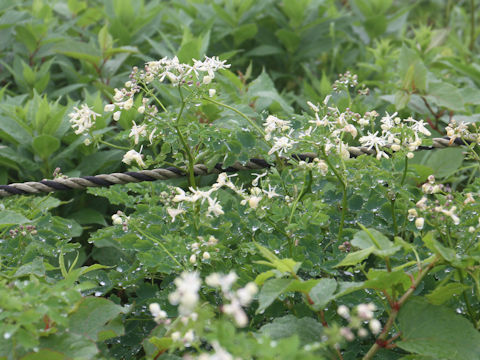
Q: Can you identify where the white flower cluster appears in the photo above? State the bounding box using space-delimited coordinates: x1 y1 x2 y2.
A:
139 55 230 87
68 104 100 135
337 303 381 341
168 271 202 316
206 271 258 327
111 210 129 231
445 119 469 144
188 235 218 265
408 175 465 230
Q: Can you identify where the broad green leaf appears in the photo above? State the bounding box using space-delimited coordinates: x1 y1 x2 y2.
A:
427 81 464 111
397 297 480 360
364 269 410 292
309 278 337 310
335 247 374 267
259 315 323 346
68 297 125 341
426 283 470 305
0 210 30 226
39 333 98 358
425 147 464 178
56 41 102 63
257 278 294 314
352 227 401 257
32 134 60 160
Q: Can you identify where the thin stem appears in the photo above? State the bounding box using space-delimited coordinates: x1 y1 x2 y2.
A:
174 89 196 188
321 147 347 241
133 224 184 269
390 199 398 235
362 257 439 360
458 269 477 327
470 0 476 52
400 156 408 186
98 139 130 150
202 97 266 139
139 83 168 113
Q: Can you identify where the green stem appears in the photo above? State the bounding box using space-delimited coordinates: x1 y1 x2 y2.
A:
458 269 477 327
321 147 347 241
390 199 398 235
400 156 408 186
133 224 184 269
139 83 168 113
174 88 196 188
98 139 130 150
470 0 476 52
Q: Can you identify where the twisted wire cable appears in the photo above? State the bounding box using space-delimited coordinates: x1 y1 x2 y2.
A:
0 136 474 198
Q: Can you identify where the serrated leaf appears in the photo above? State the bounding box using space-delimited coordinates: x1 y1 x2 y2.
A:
309 278 337 310
335 247 374 267
426 283 470 305
398 297 480 360
427 81 465 111
257 278 294 314
32 134 60 159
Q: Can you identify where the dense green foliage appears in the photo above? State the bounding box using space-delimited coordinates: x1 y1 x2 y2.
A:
1 1 480 359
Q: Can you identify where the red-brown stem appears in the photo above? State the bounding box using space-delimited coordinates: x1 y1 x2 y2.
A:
362 257 438 360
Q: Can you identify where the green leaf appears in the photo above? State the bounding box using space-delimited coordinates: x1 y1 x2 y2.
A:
32 134 60 160
364 269 410 292
424 147 464 178
397 297 480 360
335 247 374 267
56 41 102 64
427 81 465 111
0 210 30 226
309 278 337 310
68 297 125 341
426 283 470 305
352 227 401 257
232 23 257 47
259 315 323 346
39 333 98 358
20 349 66 360
257 278 294 314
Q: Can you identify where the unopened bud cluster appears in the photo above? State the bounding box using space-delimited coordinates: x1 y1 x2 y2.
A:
9 224 37 238
337 303 382 342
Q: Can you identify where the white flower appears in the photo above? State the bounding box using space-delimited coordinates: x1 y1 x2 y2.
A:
405 117 431 136
189 254 197 264
113 88 124 102
129 121 147 144
113 111 121 121
104 104 115 112
209 88 216 97
263 184 279 198
149 303 167 324
122 149 146 167
337 305 350 319
369 319 382 335
137 105 145 114
357 303 375 320
171 331 181 341
207 197 224 217
248 196 262 209
236 283 258 306
415 217 425 230
183 329 195 344
168 271 201 316
69 104 100 135
123 97 134 110
203 75 212 84
268 136 296 156
202 251 211 260
173 188 192 202
307 101 319 112
441 206 460 225
167 207 184 222
112 214 123 225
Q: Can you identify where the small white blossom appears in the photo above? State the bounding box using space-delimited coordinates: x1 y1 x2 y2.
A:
167 207 184 222
209 88 216 97
113 111 121 121
104 104 115 112
149 303 167 324
268 136 296 156
337 305 350 319
369 319 382 335
207 197 224 217
69 104 100 135
129 121 147 144
122 149 146 167
415 217 425 230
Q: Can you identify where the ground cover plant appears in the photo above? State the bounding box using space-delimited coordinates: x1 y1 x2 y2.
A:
1 0 480 359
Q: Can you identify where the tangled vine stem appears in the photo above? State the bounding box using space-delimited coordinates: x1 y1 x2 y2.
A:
0 136 474 198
